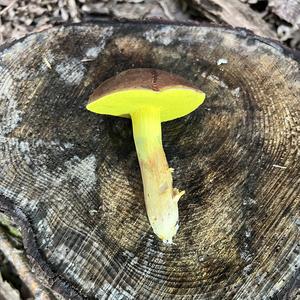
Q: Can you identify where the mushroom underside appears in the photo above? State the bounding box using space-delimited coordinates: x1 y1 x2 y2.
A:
0 22 299 299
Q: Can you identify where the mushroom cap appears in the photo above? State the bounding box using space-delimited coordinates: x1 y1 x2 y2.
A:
87 68 205 122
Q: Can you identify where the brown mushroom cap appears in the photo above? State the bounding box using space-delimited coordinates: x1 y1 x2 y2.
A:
89 68 198 102
87 68 205 121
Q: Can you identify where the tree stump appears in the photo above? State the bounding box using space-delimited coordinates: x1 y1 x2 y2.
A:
0 21 299 299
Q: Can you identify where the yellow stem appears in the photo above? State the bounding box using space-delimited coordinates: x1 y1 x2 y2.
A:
131 106 184 243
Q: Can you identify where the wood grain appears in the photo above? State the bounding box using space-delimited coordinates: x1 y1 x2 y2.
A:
0 21 299 299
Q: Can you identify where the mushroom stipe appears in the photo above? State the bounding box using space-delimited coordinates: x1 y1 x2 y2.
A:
87 68 205 243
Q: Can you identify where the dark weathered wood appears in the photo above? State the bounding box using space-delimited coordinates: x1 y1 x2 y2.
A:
188 0 277 38
0 21 299 299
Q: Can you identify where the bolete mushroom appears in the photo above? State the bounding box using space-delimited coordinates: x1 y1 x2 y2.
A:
87 68 205 243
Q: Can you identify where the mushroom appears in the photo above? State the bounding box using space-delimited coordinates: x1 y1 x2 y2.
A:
87 68 205 243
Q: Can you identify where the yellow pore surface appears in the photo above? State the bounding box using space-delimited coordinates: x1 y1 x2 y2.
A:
86 87 205 122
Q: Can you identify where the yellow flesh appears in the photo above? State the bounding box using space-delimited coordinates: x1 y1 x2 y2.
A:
87 87 205 243
86 87 205 121
131 107 185 243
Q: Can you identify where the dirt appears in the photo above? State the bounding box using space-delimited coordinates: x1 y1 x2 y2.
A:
0 0 299 49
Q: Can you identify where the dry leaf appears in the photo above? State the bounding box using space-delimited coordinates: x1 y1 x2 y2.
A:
0 0 12 6
81 3 110 14
0 273 21 300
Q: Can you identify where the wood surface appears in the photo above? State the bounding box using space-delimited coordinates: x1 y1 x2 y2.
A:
0 21 299 299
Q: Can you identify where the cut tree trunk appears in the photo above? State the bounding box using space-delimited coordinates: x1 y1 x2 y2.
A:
0 21 299 299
